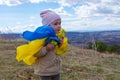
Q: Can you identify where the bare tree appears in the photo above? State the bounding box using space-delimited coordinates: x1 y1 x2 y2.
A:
89 33 97 54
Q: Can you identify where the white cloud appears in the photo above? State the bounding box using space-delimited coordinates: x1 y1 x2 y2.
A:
1 0 120 17
0 0 42 6
0 24 38 33
74 5 95 17
0 0 3 5
29 0 43 3
56 0 71 7
0 0 100 6
1 0 23 6
73 0 120 17
50 7 72 16
0 0 120 32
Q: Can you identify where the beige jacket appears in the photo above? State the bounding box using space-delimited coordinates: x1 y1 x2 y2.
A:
33 47 62 76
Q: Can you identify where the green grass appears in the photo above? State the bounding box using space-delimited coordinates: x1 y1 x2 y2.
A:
0 42 120 80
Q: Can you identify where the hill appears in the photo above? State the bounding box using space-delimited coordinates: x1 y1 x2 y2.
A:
0 41 120 80
0 30 120 48
66 30 120 48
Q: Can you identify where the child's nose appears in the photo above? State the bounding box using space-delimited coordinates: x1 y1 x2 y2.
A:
58 25 61 28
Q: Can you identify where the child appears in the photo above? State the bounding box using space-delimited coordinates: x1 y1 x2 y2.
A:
33 10 65 80
16 10 68 80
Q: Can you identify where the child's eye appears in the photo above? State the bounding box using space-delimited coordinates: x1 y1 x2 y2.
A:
54 22 61 25
54 23 57 25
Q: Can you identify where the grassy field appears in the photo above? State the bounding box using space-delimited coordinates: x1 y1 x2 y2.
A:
0 41 120 80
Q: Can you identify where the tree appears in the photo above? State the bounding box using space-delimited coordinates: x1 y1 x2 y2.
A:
88 41 107 52
106 45 120 54
96 42 107 52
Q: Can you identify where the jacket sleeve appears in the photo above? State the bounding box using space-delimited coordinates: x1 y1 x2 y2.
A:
35 47 47 57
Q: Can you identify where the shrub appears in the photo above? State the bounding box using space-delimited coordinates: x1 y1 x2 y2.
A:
96 42 107 52
88 41 107 52
106 45 120 54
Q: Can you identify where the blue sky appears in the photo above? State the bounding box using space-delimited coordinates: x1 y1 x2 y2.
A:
0 0 120 33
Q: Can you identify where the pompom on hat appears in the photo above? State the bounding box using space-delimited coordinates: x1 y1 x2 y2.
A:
40 10 61 26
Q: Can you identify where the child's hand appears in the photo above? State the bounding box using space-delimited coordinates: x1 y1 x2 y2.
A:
46 43 55 51
58 37 64 47
59 37 64 43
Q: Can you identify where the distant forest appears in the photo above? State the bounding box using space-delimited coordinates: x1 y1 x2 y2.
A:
0 30 120 48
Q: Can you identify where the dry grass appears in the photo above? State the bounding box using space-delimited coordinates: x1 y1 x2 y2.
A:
0 41 120 80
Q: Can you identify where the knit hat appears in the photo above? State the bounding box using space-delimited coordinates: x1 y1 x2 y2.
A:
40 10 61 26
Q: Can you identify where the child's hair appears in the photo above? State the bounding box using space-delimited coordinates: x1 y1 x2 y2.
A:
40 10 61 26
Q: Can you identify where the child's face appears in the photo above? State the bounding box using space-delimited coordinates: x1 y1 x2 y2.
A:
50 19 61 33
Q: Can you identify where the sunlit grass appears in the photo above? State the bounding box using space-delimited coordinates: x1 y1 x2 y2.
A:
0 41 120 80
